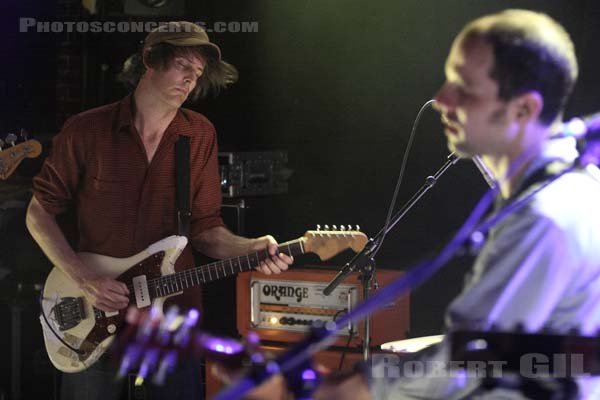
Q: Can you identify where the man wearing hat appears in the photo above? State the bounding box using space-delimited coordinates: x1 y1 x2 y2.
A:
26 21 293 400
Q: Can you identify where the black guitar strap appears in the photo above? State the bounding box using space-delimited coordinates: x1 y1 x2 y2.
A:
175 135 191 237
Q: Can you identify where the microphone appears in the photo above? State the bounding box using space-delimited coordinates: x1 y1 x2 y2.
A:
561 112 600 138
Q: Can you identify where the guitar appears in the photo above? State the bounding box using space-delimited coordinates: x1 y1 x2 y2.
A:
115 306 321 399
40 229 368 373
0 137 42 180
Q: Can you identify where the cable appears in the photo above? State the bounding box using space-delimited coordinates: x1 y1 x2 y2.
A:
337 324 355 371
374 99 437 254
330 309 355 371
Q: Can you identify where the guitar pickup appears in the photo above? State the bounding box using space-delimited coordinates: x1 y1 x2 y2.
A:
54 297 86 331
132 275 151 308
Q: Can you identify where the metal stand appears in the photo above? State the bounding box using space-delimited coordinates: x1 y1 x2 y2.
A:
323 153 459 361
359 264 375 361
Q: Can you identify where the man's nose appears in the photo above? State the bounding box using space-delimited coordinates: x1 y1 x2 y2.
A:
433 84 451 114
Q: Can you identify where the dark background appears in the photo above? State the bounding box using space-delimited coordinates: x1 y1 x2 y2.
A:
2 0 600 398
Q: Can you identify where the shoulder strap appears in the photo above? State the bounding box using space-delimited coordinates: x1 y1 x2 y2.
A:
175 135 191 237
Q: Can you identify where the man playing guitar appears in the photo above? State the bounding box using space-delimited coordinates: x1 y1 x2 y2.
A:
26 21 292 400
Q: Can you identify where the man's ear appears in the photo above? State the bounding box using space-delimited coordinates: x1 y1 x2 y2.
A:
515 91 544 123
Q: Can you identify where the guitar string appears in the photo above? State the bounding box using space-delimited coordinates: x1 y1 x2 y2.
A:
122 233 359 303
124 242 296 296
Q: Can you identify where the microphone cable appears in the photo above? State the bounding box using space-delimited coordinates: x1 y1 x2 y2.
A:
374 99 438 254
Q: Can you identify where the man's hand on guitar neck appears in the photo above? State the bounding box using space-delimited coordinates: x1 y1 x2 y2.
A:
251 235 294 275
79 275 130 313
194 226 293 274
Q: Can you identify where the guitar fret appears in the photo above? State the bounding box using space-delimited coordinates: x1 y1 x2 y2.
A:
229 259 234 275
245 254 251 269
215 264 220 279
207 267 212 281
193 269 200 285
184 273 189 288
201 268 206 282
220 263 227 277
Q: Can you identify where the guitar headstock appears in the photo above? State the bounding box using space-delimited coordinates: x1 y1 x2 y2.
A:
0 130 42 180
302 225 368 260
115 306 258 387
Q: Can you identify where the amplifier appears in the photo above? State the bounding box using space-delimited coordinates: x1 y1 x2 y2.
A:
249 278 359 335
218 151 291 197
237 268 410 348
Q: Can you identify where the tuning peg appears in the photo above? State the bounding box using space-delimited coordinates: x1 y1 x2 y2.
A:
117 343 143 379
5 133 17 146
135 348 160 386
340 225 346 231
19 128 29 141
316 224 321 231
0 138 4 150
152 350 178 385
355 225 360 231
333 225 337 230
324 225 329 231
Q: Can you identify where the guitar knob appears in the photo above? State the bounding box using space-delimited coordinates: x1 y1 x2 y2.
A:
107 324 116 334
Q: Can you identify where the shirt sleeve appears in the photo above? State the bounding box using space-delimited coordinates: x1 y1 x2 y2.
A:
189 119 225 239
32 115 87 215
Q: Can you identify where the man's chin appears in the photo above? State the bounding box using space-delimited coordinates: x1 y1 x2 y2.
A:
447 140 475 159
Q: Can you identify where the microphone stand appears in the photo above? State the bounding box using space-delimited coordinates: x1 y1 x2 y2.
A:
214 153 463 400
323 152 460 360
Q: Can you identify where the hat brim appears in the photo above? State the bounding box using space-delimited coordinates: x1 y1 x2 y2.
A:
160 38 222 61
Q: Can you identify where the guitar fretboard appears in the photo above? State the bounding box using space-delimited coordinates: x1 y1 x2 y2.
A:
148 239 304 298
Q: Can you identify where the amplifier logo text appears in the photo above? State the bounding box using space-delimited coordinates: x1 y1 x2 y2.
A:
262 285 309 302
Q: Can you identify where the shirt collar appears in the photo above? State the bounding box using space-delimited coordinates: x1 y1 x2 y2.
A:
114 93 194 137
514 136 578 192
496 137 578 207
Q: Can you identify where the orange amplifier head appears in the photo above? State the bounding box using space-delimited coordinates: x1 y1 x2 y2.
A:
236 268 409 347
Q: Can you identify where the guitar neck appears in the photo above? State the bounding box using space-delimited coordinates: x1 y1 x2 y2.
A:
152 238 305 298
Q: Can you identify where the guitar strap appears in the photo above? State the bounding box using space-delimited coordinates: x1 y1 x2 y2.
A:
175 135 191 237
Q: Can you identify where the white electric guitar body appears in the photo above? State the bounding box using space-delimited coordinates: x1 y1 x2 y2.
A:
41 236 187 373
40 230 367 373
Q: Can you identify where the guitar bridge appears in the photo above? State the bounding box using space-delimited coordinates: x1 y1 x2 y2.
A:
54 297 86 331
